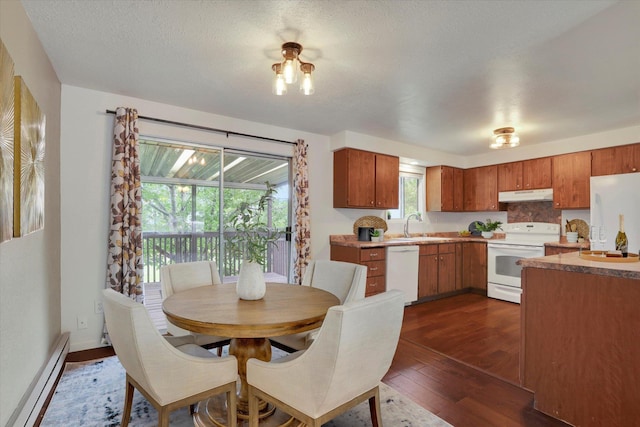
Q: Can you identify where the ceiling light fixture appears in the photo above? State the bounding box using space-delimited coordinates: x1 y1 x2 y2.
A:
491 127 520 149
272 42 315 96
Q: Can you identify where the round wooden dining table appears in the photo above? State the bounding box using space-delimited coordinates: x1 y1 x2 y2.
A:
162 282 339 426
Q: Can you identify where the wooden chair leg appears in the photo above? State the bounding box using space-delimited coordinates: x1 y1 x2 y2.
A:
248 385 259 427
159 407 170 427
121 379 134 427
368 387 382 427
217 346 223 357
227 386 238 427
189 403 196 415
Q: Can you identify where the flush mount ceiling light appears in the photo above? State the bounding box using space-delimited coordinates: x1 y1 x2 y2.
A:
272 42 315 96
491 127 520 149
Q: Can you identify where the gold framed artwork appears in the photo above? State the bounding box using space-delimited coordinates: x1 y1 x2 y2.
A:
0 39 14 243
13 76 45 237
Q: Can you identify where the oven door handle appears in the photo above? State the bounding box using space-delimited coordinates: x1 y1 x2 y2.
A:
488 244 542 251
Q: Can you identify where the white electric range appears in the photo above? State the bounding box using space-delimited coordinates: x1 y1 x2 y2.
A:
487 222 560 304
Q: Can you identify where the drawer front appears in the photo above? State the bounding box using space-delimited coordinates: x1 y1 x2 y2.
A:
438 243 456 254
360 248 385 262
419 244 438 256
365 276 386 296
362 260 385 277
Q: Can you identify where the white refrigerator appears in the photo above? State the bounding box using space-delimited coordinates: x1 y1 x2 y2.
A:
590 173 640 254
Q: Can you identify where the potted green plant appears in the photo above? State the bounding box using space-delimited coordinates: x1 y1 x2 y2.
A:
225 182 282 300
370 229 381 242
475 219 503 239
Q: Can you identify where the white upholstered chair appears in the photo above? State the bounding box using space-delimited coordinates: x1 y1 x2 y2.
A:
270 260 367 352
160 261 229 350
102 289 238 427
247 290 405 427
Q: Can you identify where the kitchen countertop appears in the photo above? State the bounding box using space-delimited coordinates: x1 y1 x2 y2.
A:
329 233 501 247
544 236 590 250
330 233 587 249
519 251 640 280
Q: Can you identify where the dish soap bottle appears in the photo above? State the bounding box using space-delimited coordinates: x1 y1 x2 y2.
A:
615 214 628 257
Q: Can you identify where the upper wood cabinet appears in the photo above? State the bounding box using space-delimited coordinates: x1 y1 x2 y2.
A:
498 157 553 192
552 151 591 209
591 143 640 176
464 165 502 211
333 148 399 209
426 166 464 211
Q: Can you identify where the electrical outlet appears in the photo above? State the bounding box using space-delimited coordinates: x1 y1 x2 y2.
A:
95 300 103 314
77 316 88 330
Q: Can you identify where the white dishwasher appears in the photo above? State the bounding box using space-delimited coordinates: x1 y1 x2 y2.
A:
386 245 419 305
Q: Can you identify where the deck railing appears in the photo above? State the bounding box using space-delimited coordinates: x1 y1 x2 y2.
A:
142 231 290 283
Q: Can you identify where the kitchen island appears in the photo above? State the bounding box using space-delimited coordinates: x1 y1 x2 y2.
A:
519 252 640 427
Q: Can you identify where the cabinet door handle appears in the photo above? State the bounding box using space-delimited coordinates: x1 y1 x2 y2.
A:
370 267 378 271
369 252 379 257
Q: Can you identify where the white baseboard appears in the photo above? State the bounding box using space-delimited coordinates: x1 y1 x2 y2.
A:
8 332 70 427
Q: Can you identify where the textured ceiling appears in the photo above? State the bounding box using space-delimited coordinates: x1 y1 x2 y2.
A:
20 0 640 155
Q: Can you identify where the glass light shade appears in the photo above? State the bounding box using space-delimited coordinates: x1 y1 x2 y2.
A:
300 72 314 95
282 58 298 84
272 73 287 96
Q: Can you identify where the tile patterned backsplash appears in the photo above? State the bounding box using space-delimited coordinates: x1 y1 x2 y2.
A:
507 201 561 224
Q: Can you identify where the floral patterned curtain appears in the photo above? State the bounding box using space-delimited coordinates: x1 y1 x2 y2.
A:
292 139 310 284
106 107 143 301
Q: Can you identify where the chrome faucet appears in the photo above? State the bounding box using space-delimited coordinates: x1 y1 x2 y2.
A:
404 212 423 237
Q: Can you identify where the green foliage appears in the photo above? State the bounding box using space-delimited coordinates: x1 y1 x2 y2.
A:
475 219 503 232
225 182 282 264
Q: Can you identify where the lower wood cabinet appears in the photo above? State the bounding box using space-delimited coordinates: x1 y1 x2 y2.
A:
330 245 386 296
545 246 580 256
462 242 487 291
418 243 461 298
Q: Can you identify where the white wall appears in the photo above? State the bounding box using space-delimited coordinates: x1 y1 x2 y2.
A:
0 2 61 425
60 85 344 351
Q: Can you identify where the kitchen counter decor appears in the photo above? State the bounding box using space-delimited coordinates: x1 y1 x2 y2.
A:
352 215 387 234
579 250 639 263
566 218 589 240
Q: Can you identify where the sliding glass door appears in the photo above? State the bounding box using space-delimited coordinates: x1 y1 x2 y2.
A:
139 138 291 284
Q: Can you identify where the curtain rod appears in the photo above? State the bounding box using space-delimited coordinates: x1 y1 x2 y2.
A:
105 109 296 146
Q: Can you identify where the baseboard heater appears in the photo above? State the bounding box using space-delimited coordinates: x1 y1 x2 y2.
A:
8 332 70 427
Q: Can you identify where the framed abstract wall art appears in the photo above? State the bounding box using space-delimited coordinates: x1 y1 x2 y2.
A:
0 39 14 243
13 76 45 237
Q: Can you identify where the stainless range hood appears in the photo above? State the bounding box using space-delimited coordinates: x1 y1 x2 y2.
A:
498 188 553 202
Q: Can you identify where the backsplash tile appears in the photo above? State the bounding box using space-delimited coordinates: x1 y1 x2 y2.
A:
507 201 561 224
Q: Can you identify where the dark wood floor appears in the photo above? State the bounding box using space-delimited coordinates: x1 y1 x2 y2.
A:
384 293 568 427
52 292 568 427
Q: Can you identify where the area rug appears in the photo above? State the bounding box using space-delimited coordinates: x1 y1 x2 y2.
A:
41 348 451 427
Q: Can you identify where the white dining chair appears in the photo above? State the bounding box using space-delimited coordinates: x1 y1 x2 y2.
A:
247 289 405 427
160 261 229 351
102 288 238 427
270 260 367 352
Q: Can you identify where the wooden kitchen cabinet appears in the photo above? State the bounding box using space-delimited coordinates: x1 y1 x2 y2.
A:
497 161 523 192
426 166 464 211
552 151 591 209
418 243 461 298
330 245 386 296
498 158 553 191
462 242 487 291
591 142 640 176
544 246 579 256
333 148 399 209
464 165 502 211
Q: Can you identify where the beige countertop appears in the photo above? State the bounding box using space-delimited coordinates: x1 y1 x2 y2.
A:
519 251 640 280
330 233 592 250
329 233 499 248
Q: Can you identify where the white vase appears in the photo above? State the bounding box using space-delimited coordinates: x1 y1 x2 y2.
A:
481 231 494 239
237 261 266 300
